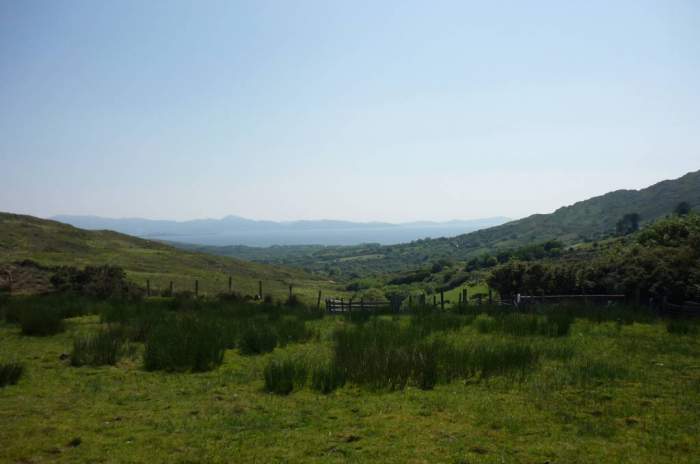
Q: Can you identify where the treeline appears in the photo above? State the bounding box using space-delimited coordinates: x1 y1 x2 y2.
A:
465 240 565 271
487 214 700 303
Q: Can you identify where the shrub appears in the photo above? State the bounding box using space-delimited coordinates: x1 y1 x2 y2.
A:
311 360 346 394
19 305 64 336
144 315 226 372
0 362 24 387
50 265 140 299
70 326 126 366
263 356 308 395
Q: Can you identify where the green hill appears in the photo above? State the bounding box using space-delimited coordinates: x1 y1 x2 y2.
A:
190 170 700 276
0 213 341 300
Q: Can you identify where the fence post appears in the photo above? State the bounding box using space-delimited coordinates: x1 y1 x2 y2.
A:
195 279 199 297
477 294 482 306
146 279 150 297
169 281 173 295
433 295 436 307
228 276 232 293
317 290 322 310
440 290 445 310
463 288 468 306
289 284 293 300
259 281 263 300
488 288 493 305
409 295 413 308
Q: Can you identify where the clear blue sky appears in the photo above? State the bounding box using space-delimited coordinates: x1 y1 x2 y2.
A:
1 0 699 222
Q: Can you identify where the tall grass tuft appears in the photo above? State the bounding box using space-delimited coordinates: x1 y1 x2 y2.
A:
144 315 226 372
332 319 540 390
276 316 310 347
19 305 64 336
238 323 278 355
474 314 498 334
666 319 698 335
70 326 126 366
311 360 346 394
0 361 24 387
565 357 627 386
263 356 308 395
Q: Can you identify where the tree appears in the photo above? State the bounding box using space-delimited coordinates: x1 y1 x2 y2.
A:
616 213 640 236
675 201 692 216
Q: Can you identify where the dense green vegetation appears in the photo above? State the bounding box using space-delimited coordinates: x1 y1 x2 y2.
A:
1 294 699 462
179 170 700 277
488 213 700 303
0 212 344 303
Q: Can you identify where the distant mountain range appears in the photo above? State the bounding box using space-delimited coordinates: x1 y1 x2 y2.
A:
50 215 511 247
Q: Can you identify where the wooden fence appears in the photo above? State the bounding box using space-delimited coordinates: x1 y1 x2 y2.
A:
660 299 700 318
516 294 627 306
326 298 395 313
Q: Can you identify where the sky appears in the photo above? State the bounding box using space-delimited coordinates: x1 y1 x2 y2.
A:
1 0 699 223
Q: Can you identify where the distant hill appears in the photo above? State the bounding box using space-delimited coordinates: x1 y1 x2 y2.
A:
0 213 340 299
186 170 700 276
51 215 510 246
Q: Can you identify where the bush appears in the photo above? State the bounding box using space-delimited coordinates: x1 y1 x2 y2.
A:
263 356 308 395
19 305 64 336
311 360 346 394
71 326 126 366
50 265 140 299
0 362 24 388
144 315 226 372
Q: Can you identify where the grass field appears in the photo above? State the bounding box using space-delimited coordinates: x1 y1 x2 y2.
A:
1 296 699 463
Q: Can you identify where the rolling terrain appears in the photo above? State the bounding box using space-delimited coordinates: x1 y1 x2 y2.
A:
0 213 341 301
188 170 700 277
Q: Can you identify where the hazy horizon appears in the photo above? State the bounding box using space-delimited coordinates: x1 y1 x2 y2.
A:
2 1 699 222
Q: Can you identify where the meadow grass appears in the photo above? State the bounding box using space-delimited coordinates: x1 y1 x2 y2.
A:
0 297 699 463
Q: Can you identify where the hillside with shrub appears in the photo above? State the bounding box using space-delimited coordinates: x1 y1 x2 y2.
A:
0 213 341 301
486 213 700 304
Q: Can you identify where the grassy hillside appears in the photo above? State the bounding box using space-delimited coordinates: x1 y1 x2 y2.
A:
0 213 342 301
188 170 700 277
